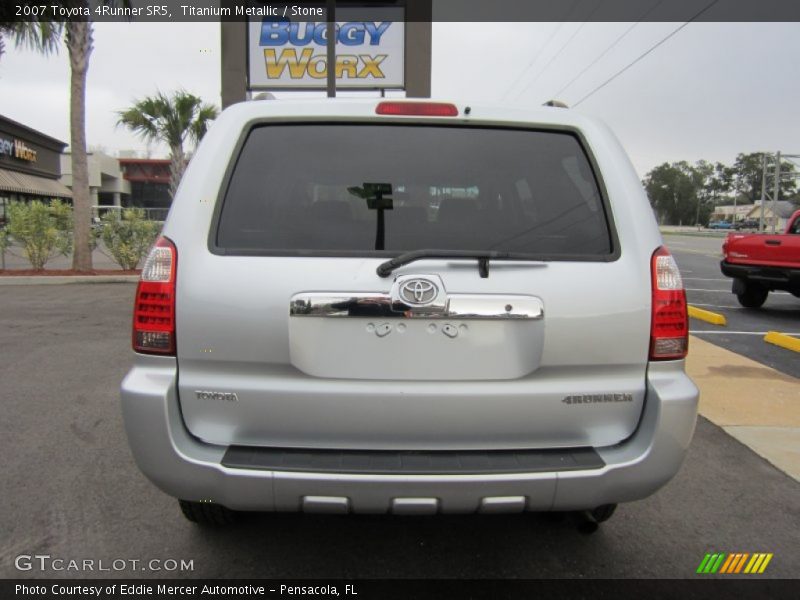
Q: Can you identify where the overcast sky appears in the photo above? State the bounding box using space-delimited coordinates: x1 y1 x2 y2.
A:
1 21 798 176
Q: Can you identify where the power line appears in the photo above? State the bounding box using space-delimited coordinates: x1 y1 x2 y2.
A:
499 0 578 101
572 0 720 108
501 23 567 101
514 0 604 100
514 22 589 100
553 0 665 99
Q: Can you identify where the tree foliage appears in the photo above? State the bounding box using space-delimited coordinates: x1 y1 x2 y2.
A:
99 208 160 270
733 152 797 202
644 162 705 225
0 20 62 61
0 225 10 270
644 154 798 225
6 200 73 270
117 90 218 198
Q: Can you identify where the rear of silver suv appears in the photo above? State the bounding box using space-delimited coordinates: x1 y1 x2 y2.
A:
121 99 698 525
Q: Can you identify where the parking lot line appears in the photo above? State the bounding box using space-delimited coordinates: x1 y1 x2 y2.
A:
671 248 721 258
692 331 800 335
686 289 791 295
683 278 729 282
689 303 741 309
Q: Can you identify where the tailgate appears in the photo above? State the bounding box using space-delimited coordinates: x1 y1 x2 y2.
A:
725 233 800 269
174 120 650 451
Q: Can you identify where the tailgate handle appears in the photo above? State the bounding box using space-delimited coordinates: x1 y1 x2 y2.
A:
765 240 781 246
290 293 543 320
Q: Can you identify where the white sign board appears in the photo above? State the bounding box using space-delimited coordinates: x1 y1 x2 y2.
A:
247 7 405 89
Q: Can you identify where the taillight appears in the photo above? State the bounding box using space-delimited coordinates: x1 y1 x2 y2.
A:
133 237 176 355
650 246 688 360
375 101 459 117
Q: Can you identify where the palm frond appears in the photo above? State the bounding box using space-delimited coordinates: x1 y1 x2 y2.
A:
8 21 63 55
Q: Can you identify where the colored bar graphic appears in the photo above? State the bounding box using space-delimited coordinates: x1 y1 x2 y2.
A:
758 554 773 574
701 553 719 573
724 553 741 573
719 553 733 573
744 554 759 574
711 553 726 573
750 554 766 573
696 554 712 574
719 554 735 574
734 553 749 573
698 552 773 575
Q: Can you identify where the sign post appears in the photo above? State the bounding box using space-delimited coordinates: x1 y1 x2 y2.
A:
326 0 336 98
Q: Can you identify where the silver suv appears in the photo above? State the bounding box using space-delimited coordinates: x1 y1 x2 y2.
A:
121 99 698 526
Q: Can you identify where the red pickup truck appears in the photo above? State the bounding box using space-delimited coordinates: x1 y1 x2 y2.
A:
720 209 800 307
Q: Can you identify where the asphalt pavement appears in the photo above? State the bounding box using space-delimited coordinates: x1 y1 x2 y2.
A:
1 282 798 580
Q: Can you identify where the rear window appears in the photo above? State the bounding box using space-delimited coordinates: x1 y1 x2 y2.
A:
215 124 613 257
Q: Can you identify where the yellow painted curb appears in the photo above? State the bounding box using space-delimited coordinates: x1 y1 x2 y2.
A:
688 305 727 326
764 331 800 353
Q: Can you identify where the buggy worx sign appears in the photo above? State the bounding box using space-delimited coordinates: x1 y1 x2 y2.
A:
247 7 405 89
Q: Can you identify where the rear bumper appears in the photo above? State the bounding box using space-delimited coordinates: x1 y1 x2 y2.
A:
120 356 698 513
720 260 800 292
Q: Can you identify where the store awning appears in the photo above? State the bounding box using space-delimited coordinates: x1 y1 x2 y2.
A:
0 168 73 199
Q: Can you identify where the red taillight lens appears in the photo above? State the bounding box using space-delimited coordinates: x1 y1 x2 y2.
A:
650 246 688 360
133 237 176 355
375 101 459 117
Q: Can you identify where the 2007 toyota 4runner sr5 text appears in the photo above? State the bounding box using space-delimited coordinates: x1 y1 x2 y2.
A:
121 100 698 526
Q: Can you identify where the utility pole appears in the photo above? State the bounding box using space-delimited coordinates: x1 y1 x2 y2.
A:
758 154 768 232
326 0 336 98
771 151 781 233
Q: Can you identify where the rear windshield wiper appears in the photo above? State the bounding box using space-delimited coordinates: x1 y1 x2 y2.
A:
377 250 543 278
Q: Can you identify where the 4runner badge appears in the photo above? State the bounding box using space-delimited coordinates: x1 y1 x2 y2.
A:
562 394 633 405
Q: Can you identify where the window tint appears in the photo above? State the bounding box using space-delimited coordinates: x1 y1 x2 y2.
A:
216 124 613 256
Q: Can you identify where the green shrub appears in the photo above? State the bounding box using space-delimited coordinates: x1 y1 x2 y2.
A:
100 208 160 270
6 200 73 270
0 226 9 270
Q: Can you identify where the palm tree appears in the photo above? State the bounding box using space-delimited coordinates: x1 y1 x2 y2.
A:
117 91 219 197
64 19 94 271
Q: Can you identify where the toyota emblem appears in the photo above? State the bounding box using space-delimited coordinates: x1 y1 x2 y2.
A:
399 279 438 305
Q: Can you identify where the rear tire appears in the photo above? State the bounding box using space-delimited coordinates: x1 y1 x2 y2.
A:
575 504 617 534
589 503 617 523
179 500 237 526
736 284 768 308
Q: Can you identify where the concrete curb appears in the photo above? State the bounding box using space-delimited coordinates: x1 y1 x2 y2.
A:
0 275 139 285
688 305 727 326
687 336 800 482
764 331 800 353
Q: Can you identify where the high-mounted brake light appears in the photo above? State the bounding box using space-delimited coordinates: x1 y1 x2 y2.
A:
376 101 459 117
650 246 688 360
133 237 177 355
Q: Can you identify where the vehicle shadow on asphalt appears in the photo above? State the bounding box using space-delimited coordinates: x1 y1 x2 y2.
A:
189 510 616 578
